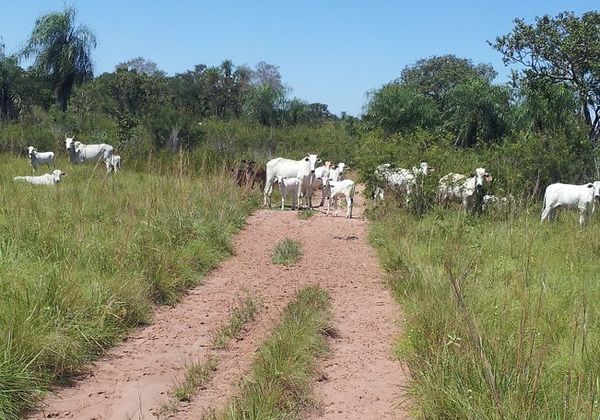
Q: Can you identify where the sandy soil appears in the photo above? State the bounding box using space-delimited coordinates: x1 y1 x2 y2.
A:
29 188 410 420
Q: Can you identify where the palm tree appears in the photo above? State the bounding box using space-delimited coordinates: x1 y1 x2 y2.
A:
21 7 96 111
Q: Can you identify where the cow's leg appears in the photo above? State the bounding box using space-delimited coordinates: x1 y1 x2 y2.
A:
281 189 286 210
263 178 275 208
297 188 303 210
346 195 352 218
541 205 552 223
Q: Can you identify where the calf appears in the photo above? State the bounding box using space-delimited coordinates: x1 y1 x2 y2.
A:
105 154 122 173
541 182 600 226
14 169 66 185
277 176 301 210
27 146 55 172
322 177 356 218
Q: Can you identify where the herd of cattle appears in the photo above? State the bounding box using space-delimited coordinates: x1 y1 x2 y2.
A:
11 142 600 226
12 136 121 185
232 154 600 226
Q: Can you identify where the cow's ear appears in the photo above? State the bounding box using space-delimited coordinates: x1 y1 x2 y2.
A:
470 173 476 177
588 184 594 188
241 159 247 163
304 157 309 161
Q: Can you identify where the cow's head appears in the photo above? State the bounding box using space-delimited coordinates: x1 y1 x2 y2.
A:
419 162 430 175
65 135 75 151
473 167 492 189
53 169 66 182
593 181 600 200
26 146 36 158
337 162 347 173
304 154 319 173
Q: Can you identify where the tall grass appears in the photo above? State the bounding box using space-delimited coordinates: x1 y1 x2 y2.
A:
218 286 331 419
271 239 303 266
370 203 600 418
0 154 258 419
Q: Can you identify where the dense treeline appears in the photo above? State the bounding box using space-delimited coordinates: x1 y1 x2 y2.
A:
2 8 599 199
0 7 352 161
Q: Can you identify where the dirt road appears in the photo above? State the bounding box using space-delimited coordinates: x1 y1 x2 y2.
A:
30 190 410 419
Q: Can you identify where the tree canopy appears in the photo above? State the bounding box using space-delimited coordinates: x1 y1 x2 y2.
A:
21 7 96 111
492 11 600 142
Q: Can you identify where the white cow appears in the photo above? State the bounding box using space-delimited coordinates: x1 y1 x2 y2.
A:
27 146 55 172
331 162 347 181
277 176 301 210
541 182 600 226
374 161 433 205
65 136 114 165
437 167 493 212
14 169 66 185
322 177 356 218
105 154 122 173
263 154 320 208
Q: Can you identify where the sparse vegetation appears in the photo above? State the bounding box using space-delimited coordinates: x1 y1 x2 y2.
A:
271 239 303 266
212 295 261 349
158 293 260 417
173 356 219 403
217 286 331 419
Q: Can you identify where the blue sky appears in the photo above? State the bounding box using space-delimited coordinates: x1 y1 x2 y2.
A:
1 1 598 116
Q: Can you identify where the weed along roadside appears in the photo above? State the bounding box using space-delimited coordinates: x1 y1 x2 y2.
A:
0 156 258 419
369 206 600 418
215 286 332 419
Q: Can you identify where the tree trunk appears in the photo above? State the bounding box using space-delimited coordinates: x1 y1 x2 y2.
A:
55 75 75 112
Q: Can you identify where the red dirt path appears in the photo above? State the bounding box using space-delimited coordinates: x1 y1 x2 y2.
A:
29 189 410 419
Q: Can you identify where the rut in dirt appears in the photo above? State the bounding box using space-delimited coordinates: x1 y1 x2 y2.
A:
29 190 410 420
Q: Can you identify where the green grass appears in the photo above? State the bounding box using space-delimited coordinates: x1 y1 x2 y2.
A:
271 239 303 266
217 286 331 419
0 154 258 419
173 356 219 403
297 209 316 220
212 295 261 349
369 203 600 419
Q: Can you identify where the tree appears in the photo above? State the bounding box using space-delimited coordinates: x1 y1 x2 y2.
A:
362 83 439 134
443 78 512 147
0 42 23 121
515 79 580 134
399 55 497 104
116 57 164 76
492 11 600 145
21 7 96 111
251 61 283 91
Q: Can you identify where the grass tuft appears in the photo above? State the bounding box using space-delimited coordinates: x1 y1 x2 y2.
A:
216 285 331 419
271 239 303 266
173 356 219 403
297 209 316 220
